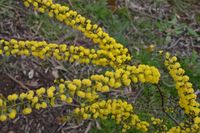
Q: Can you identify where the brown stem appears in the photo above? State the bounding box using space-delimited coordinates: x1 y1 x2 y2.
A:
156 84 179 125
6 73 30 90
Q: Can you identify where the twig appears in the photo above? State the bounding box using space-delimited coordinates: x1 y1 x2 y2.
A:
156 84 179 125
53 102 79 108
63 121 84 130
127 1 158 20
34 21 43 36
195 89 200 95
85 122 92 133
166 37 182 50
6 73 30 90
95 120 101 130
67 0 73 7
54 121 67 133
132 88 144 103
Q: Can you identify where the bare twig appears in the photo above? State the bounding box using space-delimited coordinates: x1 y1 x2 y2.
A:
67 0 73 7
195 89 200 95
156 84 179 125
53 102 79 108
34 21 43 36
54 121 67 133
85 122 92 133
166 37 182 50
127 1 158 20
63 121 84 130
95 120 102 130
6 73 30 90
132 88 144 103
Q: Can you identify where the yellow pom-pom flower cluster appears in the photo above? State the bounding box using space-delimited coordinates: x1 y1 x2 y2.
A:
0 63 160 122
74 99 149 132
150 117 168 132
164 53 199 116
164 53 200 133
0 39 126 67
151 117 163 125
0 86 73 121
0 0 198 132
167 116 200 133
22 0 131 65
54 64 160 101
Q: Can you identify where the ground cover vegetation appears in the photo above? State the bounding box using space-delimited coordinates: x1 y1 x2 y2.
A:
0 0 200 133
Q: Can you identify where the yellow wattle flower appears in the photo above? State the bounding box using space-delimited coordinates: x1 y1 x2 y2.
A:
22 108 32 115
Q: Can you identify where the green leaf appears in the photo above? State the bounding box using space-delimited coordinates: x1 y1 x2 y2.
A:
187 27 199 37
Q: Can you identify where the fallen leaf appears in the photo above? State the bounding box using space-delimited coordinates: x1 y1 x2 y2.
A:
52 69 59 79
25 80 40 87
28 69 34 79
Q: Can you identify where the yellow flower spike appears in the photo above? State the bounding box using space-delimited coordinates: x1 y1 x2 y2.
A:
24 1 30 7
194 117 200 124
3 46 9 51
93 112 99 119
3 1 198 133
108 78 115 87
165 54 199 116
85 92 92 99
73 99 149 132
0 114 7 122
0 39 126 68
0 99 3 107
60 94 67 101
22 107 32 115
83 113 89 120
35 103 41 110
101 85 110 92
50 97 56 107
36 87 46 96
27 90 34 100
32 96 39 104
47 88 55 98
41 102 48 109
66 97 73 103
74 108 80 114
82 79 92 86
164 53 200 133
158 50 163 55
77 91 85 98
113 81 121 88
7 95 13 101
72 79 82 88
138 74 146 83
165 52 170 59
7 94 18 101
59 83 65 93
145 44 155 52
0 50 3 55
8 109 17 119
123 79 131 86
67 83 77 91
